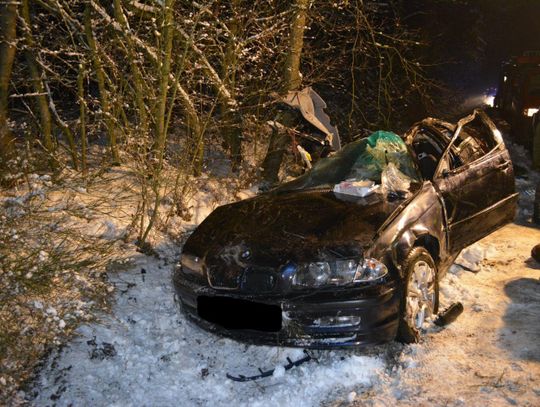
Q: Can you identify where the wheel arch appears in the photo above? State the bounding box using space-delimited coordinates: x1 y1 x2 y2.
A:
392 230 441 277
413 234 440 264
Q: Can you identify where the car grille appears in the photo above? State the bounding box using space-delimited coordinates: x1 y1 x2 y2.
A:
197 296 282 332
240 267 277 293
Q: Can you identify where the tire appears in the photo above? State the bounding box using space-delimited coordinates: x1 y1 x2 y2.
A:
396 247 439 344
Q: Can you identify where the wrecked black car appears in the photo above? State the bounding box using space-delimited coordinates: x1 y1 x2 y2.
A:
174 109 517 348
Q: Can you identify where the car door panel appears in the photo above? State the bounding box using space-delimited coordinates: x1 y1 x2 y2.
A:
433 111 517 252
447 192 518 251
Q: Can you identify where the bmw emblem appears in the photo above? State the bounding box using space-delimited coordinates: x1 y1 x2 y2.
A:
241 249 251 259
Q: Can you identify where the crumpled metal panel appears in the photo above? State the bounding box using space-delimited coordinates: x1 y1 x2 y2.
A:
282 87 341 151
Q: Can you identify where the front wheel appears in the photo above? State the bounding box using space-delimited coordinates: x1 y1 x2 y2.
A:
397 247 439 343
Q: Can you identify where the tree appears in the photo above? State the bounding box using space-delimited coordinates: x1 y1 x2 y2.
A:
20 0 55 166
140 0 175 244
0 1 17 163
84 3 120 164
219 0 243 170
261 0 310 184
283 0 310 92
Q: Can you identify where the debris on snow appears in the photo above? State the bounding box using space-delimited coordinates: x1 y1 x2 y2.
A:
434 302 464 326
455 244 486 272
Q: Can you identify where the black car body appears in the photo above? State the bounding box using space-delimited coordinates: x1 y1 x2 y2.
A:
174 109 517 348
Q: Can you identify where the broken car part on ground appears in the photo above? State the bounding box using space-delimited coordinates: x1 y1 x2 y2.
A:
174 109 518 348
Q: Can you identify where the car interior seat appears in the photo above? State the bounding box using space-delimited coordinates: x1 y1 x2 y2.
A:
417 152 438 180
413 139 440 180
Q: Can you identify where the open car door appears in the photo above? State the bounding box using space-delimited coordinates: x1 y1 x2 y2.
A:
433 110 518 252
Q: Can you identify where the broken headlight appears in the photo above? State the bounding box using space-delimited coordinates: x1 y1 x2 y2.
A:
291 258 387 288
180 254 203 276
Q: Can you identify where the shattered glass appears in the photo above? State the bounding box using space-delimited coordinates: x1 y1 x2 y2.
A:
347 131 419 182
276 131 420 194
381 162 412 196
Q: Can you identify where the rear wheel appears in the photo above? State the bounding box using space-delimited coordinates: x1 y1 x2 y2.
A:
397 247 439 343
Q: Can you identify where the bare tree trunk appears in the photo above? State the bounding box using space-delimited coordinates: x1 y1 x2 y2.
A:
20 0 55 165
153 0 174 167
113 0 148 135
220 0 242 171
83 3 120 164
77 63 87 176
283 0 309 92
140 0 175 244
261 0 309 184
0 1 17 161
44 78 79 169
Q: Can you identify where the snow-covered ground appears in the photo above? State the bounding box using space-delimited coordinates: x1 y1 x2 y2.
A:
23 129 540 406
29 224 540 407
31 249 385 407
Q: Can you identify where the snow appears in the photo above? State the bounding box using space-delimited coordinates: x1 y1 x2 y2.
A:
272 365 286 378
31 217 540 406
38 250 48 262
455 245 486 272
33 252 384 406
84 219 126 241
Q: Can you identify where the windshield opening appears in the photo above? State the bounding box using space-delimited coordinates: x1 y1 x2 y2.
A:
275 131 421 193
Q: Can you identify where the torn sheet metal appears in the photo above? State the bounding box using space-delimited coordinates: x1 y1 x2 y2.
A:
282 87 341 151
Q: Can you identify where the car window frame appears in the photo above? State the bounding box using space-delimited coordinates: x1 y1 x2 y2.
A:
433 110 504 179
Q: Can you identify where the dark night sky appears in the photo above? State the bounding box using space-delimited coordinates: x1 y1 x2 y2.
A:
484 2 540 65
405 0 540 88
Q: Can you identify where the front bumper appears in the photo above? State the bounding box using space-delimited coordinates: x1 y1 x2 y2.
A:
173 272 400 349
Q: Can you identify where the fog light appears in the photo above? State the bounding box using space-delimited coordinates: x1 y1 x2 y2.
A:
311 315 361 328
180 254 203 276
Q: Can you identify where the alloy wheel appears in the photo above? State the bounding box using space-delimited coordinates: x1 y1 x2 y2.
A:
405 260 436 330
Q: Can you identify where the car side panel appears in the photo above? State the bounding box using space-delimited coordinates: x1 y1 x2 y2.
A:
368 183 450 278
435 145 516 252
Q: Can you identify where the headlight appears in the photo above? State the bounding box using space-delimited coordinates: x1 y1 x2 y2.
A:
292 258 387 288
526 108 539 117
180 254 203 276
355 258 388 282
292 262 332 287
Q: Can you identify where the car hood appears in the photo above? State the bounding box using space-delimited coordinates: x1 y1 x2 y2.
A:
184 189 407 288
